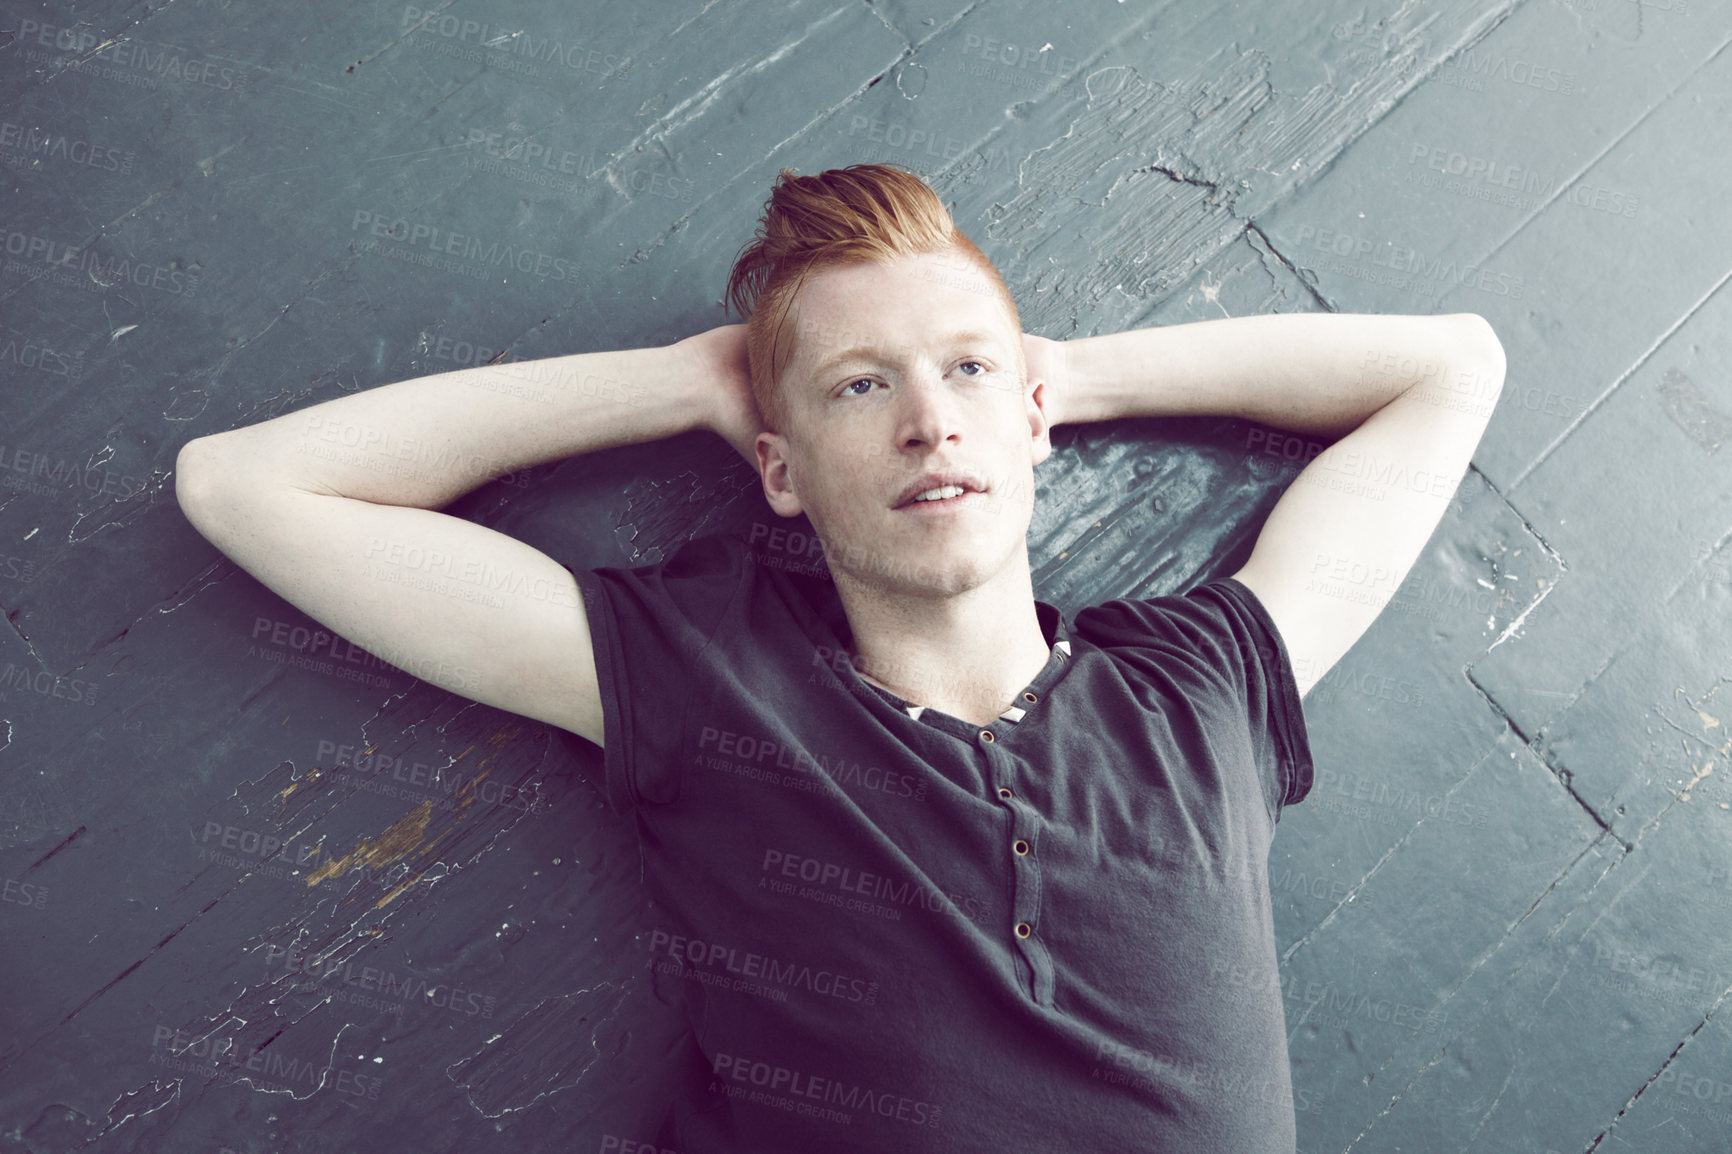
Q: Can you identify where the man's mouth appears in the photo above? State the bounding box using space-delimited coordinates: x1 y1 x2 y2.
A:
893 472 988 509
896 485 987 513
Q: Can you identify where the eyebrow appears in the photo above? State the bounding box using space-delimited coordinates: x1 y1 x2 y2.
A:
811 329 1007 379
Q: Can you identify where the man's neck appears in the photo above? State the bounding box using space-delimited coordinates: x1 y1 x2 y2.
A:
834 559 1052 728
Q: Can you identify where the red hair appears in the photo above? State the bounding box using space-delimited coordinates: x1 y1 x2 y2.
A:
724 163 1023 432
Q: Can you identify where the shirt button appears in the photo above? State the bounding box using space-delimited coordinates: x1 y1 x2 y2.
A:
1022 691 1038 703
1013 839 1030 856
979 729 994 743
997 787 1014 800
1015 921 1033 939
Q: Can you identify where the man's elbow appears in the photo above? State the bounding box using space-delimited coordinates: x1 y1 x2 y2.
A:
1451 313 1507 383
175 439 209 515
175 435 240 524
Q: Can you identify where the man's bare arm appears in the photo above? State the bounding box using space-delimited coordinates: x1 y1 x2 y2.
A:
1032 312 1507 695
175 326 757 744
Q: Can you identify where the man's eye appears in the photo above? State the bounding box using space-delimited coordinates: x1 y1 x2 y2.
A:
957 360 987 376
840 378 876 396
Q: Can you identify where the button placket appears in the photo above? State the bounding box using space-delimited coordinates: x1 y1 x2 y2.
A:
984 735 1052 1007
1008 805 1054 1006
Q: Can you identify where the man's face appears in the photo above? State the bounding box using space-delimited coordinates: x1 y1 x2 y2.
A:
754 248 1053 600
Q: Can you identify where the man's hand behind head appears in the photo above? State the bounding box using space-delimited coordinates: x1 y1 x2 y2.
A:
682 323 766 469
1021 332 1071 429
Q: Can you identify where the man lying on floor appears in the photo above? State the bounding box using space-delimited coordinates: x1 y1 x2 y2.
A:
176 162 1506 1152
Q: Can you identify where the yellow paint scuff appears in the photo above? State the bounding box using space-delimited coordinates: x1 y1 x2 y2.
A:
304 801 433 887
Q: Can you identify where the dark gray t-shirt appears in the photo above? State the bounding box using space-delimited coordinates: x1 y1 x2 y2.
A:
560 530 1314 1153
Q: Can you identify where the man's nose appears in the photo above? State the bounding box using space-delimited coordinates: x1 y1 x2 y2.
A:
896 373 965 449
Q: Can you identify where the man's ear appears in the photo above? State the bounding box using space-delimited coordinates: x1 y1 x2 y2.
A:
1026 379 1054 468
756 430 805 517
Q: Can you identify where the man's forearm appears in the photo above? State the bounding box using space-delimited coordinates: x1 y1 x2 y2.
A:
183 340 715 509
1054 312 1503 437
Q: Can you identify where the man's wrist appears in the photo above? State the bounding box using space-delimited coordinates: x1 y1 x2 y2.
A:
1046 332 1129 426
1023 332 1082 428
668 333 722 432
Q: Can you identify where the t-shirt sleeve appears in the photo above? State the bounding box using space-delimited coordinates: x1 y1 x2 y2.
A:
1076 576 1314 819
552 534 751 815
